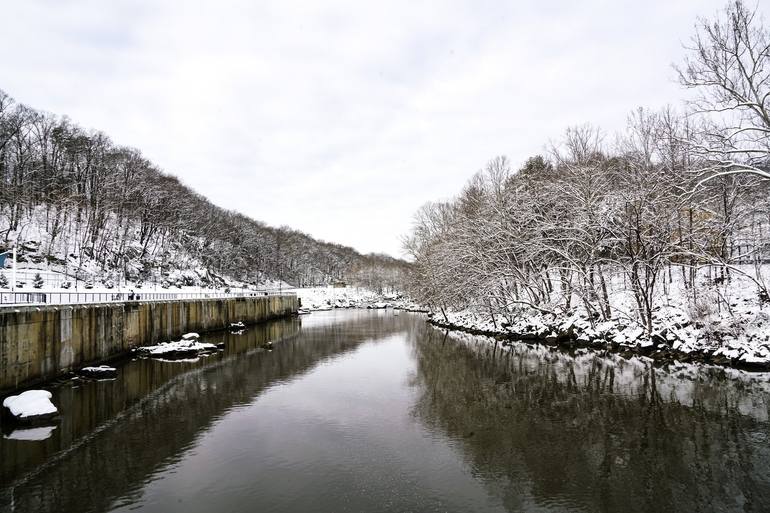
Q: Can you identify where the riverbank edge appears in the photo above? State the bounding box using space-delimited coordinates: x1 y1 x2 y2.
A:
427 317 770 373
0 310 300 404
0 296 299 396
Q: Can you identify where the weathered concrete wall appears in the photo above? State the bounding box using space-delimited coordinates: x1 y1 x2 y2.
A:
0 295 297 394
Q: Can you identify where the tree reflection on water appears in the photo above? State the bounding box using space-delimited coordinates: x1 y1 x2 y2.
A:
410 327 770 513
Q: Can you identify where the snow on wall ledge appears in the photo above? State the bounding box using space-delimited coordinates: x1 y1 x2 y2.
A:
0 295 298 394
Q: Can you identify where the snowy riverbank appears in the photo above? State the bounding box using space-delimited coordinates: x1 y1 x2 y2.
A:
294 286 424 312
294 286 770 372
427 287 770 372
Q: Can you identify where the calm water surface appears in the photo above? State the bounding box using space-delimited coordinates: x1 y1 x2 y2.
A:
1 310 770 512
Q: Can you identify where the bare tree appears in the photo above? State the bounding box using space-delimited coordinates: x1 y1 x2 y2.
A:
677 0 770 182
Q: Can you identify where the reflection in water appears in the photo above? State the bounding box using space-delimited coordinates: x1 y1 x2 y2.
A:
0 310 769 513
411 327 770 512
3 426 57 442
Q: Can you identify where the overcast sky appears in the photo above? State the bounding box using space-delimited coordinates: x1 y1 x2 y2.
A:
0 0 728 257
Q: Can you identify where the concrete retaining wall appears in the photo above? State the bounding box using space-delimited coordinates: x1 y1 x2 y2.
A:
0 295 297 394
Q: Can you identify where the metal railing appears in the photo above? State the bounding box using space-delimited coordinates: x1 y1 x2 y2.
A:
0 290 296 307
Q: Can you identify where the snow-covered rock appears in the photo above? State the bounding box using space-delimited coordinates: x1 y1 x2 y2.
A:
136 339 218 359
181 332 200 341
2 390 58 424
78 365 117 379
229 321 245 329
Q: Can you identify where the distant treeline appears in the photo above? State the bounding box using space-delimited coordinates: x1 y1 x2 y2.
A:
0 90 408 290
404 1 770 331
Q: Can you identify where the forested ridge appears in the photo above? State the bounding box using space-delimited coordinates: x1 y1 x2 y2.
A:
0 89 407 290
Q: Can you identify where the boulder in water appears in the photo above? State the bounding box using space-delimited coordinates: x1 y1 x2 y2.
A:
78 365 118 379
2 390 58 425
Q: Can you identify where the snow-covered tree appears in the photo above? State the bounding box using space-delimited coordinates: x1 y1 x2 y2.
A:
677 0 770 183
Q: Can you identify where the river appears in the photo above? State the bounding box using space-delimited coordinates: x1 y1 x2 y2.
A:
1 309 769 512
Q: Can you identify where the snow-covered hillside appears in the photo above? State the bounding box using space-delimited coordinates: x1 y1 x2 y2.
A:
0 89 409 294
0 206 287 292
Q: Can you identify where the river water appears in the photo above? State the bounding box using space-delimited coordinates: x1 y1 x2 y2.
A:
1 310 769 513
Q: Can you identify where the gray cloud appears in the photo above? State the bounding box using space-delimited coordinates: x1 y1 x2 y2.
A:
0 0 726 256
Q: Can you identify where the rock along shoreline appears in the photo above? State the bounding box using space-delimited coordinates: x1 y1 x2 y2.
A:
427 317 770 373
